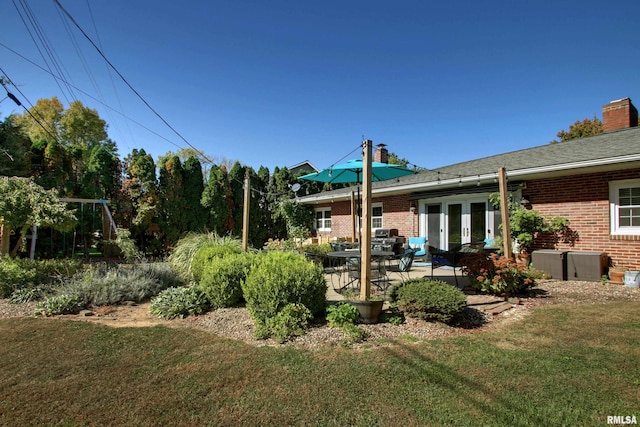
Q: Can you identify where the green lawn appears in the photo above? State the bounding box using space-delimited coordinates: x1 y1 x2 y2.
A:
1 302 639 426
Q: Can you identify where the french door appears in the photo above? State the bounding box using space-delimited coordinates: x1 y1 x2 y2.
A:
447 201 487 249
422 198 489 250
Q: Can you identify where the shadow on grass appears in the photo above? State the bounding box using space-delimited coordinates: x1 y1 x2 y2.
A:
379 342 551 426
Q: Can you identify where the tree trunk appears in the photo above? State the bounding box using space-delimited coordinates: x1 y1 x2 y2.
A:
0 223 10 257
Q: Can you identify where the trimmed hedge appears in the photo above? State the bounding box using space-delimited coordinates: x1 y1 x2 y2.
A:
242 251 327 336
390 278 467 324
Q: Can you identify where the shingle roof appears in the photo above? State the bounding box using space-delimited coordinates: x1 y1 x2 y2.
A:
297 127 640 201
377 126 640 189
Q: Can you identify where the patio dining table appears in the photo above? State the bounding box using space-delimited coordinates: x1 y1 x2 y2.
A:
327 250 395 294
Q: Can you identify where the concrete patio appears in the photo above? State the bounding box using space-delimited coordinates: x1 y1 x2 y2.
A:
325 263 515 315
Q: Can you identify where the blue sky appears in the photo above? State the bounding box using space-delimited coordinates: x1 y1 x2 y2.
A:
1 0 639 172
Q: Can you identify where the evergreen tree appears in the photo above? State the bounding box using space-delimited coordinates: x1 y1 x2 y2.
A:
183 156 207 232
202 164 231 236
228 161 246 237
158 155 186 245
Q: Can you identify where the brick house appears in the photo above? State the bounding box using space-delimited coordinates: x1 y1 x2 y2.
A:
297 97 640 270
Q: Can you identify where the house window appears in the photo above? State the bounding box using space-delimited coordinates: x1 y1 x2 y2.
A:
610 179 640 236
315 209 331 231
372 204 383 229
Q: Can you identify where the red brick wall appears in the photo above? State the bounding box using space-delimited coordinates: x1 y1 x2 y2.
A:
524 168 640 269
312 194 420 242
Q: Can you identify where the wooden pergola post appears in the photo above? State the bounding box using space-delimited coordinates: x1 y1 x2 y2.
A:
360 140 373 300
242 173 250 252
498 167 513 259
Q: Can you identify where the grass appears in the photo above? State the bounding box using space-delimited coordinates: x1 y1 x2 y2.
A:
1 301 639 426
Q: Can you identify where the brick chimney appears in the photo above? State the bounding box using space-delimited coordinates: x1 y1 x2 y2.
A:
602 98 638 131
374 143 388 163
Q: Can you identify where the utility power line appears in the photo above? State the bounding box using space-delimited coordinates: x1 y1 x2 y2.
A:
53 0 212 164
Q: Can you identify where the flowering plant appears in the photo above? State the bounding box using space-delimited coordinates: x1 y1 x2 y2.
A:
462 253 537 296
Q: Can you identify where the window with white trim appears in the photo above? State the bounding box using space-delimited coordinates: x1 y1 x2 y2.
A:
609 179 640 236
315 208 331 231
372 204 383 229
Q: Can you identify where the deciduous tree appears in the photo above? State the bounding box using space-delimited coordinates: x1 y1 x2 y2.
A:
0 176 76 257
552 116 603 143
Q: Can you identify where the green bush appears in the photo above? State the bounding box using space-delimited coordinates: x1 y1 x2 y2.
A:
301 243 333 255
326 302 360 328
198 252 254 308
461 253 537 296
0 259 37 298
263 303 313 343
191 244 243 283
0 258 83 298
392 278 467 324
168 233 242 280
242 251 327 336
340 323 369 345
8 287 44 304
150 286 211 319
35 294 83 316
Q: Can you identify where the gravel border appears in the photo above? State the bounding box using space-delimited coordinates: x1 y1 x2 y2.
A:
2 280 639 350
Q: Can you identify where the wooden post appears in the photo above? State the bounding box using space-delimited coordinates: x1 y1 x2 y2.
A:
498 167 513 259
360 140 373 300
242 173 250 252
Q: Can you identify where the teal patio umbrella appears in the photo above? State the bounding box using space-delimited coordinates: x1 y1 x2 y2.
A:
299 159 414 185
299 158 415 241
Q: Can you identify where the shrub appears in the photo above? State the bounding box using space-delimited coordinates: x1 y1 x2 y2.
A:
379 308 405 325
340 323 369 345
0 259 37 298
263 303 313 343
242 251 327 337
392 278 467 324
51 263 183 308
326 302 360 328
0 258 83 298
301 243 333 255
191 244 243 283
35 294 83 316
8 287 44 304
150 286 210 319
198 252 254 308
168 232 242 280
462 253 536 296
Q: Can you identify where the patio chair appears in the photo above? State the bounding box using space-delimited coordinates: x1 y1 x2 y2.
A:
407 236 427 261
429 241 487 286
385 249 415 282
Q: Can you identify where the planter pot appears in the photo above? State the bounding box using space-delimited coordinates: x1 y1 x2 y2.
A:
609 270 625 285
624 271 640 288
348 299 384 324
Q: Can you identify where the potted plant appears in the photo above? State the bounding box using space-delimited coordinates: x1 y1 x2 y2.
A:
489 193 570 264
608 264 627 285
341 290 384 324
